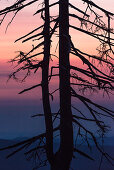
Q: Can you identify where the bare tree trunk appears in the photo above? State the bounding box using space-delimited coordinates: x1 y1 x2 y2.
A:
42 1 73 169
42 0 53 164
51 0 73 169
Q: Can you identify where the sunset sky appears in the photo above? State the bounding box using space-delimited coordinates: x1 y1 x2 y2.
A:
0 0 114 139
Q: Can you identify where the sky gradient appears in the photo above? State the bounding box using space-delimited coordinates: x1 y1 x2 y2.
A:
0 0 114 139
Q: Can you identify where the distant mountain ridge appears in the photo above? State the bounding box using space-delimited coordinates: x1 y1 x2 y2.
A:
0 138 113 170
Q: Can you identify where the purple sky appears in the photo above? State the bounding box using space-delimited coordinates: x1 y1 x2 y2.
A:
0 0 114 139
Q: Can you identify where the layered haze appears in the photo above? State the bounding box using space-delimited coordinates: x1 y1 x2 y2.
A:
0 0 114 139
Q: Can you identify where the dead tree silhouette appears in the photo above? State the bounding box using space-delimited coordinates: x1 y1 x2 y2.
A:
0 0 114 170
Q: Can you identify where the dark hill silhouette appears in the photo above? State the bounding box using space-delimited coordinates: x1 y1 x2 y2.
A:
0 138 113 170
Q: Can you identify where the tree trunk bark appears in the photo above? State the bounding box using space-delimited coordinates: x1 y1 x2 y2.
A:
55 0 74 169
42 0 53 164
42 1 73 169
